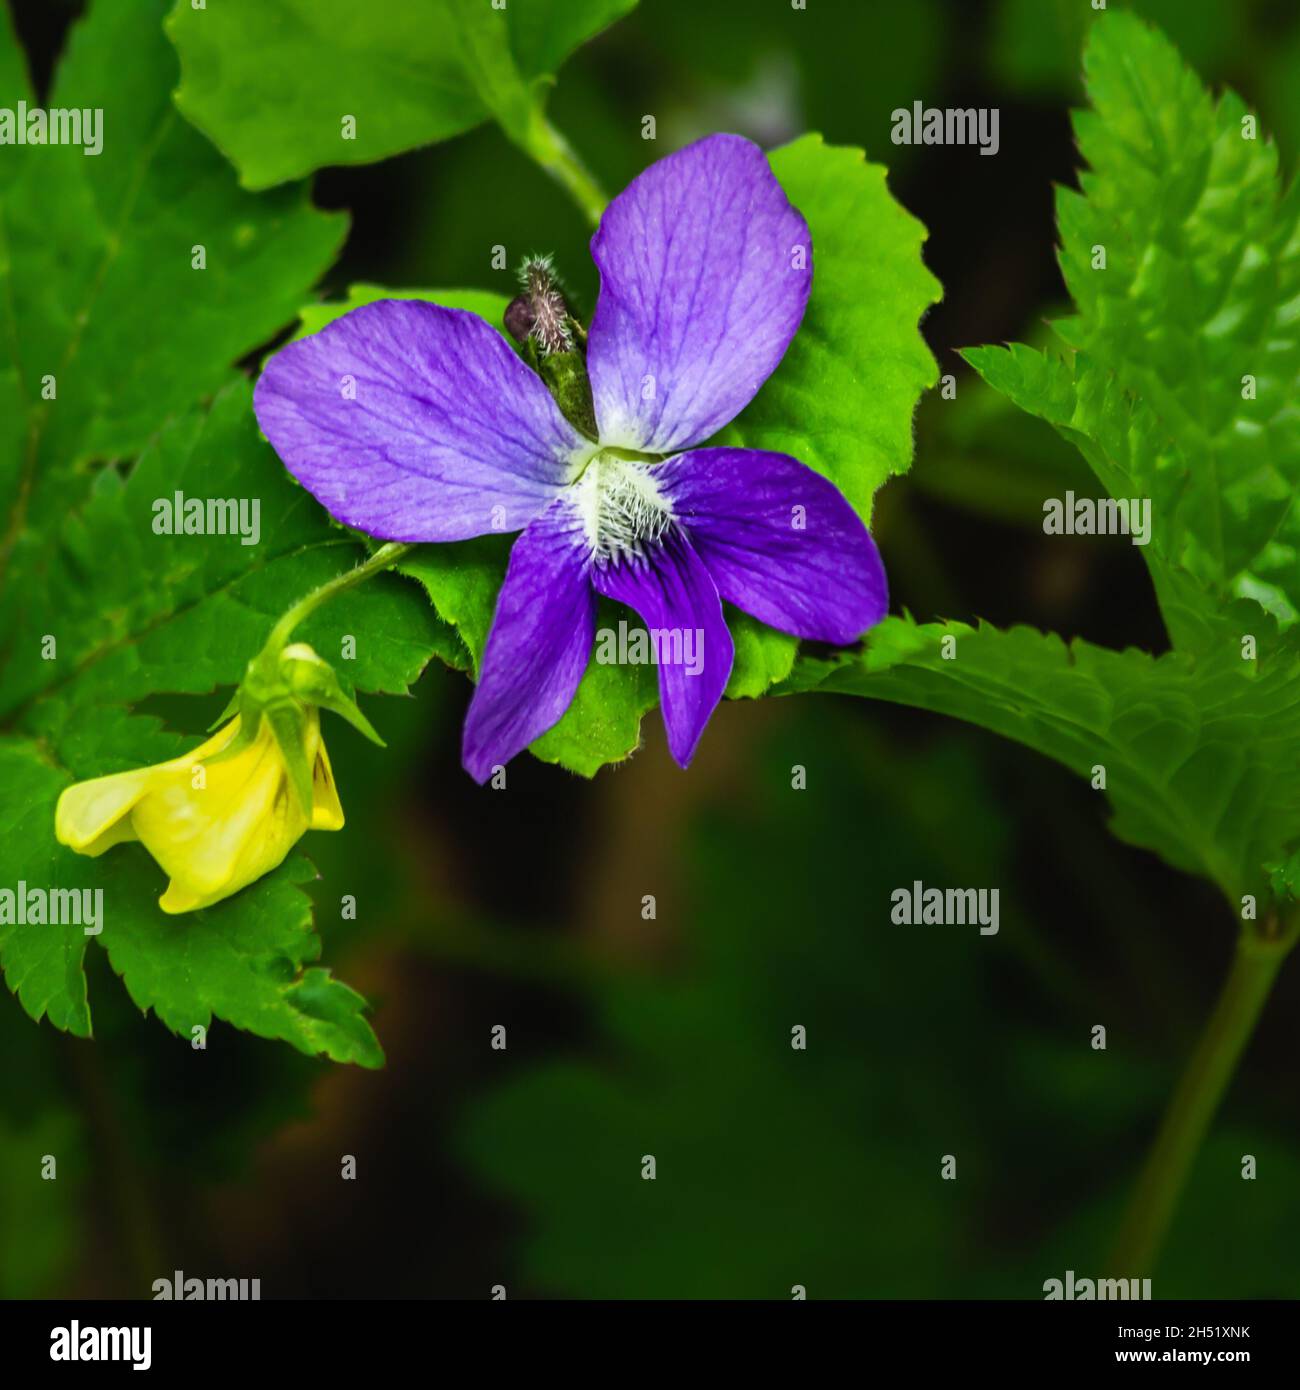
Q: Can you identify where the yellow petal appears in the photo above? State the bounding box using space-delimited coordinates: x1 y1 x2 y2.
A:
56 708 347 916
134 719 307 907
310 734 345 831
175 716 243 764
157 878 207 915
56 766 155 854
55 717 246 859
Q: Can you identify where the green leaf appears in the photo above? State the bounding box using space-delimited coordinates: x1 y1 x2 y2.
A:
100 854 384 1069
966 12 1300 645
0 0 346 660
717 134 939 704
779 613 1300 907
2 383 456 726
722 134 941 526
167 0 638 190
0 380 447 1060
793 15 1300 912
294 283 513 344
0 740 94 1036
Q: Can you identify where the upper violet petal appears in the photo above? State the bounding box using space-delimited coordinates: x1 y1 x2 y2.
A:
586 133 811 454
591 530 733 768
254 299 588 542
461 495 596 783
656 447 887 644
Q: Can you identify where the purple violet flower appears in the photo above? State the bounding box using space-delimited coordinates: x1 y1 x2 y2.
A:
254 134 887 782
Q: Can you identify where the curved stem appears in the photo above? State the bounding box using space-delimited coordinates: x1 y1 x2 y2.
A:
1108 910 1300 1274
518 112 608 228
265 541 416 654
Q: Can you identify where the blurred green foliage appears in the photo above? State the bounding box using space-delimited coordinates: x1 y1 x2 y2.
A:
458 704 1298 1297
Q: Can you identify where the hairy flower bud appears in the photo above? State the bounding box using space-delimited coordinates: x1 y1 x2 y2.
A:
513 254 573 355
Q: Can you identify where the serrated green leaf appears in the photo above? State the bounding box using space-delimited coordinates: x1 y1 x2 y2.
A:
167 0 638 190
294 284 514 344
966 12 1300 646
0 382 445 1059
0 0 346 670
99 854 384 1069
807 14 1300 911
0 740 94 1036
722 134 941 525
780 613 1300 907
3 383 457 727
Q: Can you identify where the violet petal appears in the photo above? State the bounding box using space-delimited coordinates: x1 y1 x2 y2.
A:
586 133 811 454
656 447 888 643
255 300 587 541
461 496 596 783
591 529 733 767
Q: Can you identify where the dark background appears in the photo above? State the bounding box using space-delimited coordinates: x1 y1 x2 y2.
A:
4 0 1300 1298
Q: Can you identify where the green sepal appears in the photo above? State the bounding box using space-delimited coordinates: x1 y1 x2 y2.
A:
206 688 241 732
537 345 599 440
263 698 316 818
282 648 386 748
523 327 598 440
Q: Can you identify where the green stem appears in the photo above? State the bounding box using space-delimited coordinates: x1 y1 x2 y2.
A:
517 112 608 228
264 541 416 655
1108 910 1300 1275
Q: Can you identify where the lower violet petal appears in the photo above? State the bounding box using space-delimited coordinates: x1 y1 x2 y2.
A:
655 447 888 644
591 529 734 768
462 496 597 783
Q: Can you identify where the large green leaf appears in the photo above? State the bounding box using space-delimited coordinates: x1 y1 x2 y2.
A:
779 614 1300 907
0 0 346 659
0 4 454 1061
167 0 638 189
722 135 941 527
787 15 1300 914
967 12 1300 644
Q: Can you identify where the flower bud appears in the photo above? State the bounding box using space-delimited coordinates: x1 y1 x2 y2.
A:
54 643 372 914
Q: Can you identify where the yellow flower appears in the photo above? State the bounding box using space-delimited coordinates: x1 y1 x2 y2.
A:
55 708 344 914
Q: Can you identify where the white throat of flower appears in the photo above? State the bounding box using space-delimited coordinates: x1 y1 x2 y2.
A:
572 450 673 566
